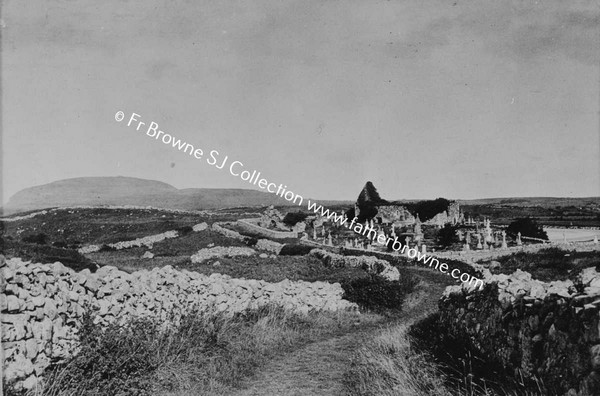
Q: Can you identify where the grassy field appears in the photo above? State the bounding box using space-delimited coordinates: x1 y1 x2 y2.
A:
1 208 209 246
460 203 600 227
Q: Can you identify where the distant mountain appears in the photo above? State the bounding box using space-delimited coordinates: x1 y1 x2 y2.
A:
3 176 305 215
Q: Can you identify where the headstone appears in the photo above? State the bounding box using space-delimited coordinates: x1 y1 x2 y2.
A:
464 242 470 251
476 234 482 249
327 232 333 246
313 228 317 240
517 232 522 246
501 230 508 249
594 235 599 244
421 244 426 254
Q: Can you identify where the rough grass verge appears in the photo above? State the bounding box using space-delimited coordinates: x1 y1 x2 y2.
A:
10 305 368 396
343 323 452 396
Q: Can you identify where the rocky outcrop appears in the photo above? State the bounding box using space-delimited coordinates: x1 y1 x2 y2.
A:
309 249 400 281
440 267 600 395
1 256 356 391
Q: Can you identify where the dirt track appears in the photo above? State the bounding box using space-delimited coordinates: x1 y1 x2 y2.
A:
230 268 452 396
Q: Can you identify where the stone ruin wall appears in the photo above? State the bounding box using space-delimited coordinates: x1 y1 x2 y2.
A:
439 267 600 396
0 257 356 391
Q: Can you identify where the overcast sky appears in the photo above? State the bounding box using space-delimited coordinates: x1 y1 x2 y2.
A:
2 0 599 202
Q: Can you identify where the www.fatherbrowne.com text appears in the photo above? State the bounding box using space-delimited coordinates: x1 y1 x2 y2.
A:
115 110 484 290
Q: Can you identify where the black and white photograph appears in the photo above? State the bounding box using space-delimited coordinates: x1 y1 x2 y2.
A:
1 1 600 395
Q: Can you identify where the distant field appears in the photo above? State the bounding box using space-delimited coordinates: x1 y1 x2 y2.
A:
0 207 244 246
461 203 600 227
545 228 600 242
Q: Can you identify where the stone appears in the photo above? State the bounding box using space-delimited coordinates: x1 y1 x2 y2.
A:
6 295 22 312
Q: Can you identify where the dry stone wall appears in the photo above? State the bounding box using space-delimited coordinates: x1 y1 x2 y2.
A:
440 266 600 396
78 222 209 254
190 246 256 263
236 219 298 239
211 222 284 254
0 256 356 391
309 249 400 281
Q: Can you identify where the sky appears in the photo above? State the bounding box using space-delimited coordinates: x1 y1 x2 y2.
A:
2 0 600 203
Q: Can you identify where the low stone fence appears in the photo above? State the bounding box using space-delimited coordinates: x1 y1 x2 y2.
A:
211 222 283 254
190 246 256 263
439 266 600 395
236 219 298 239
0 257 356 391
433 241 600 263
309 249 400 281
78 222 209 254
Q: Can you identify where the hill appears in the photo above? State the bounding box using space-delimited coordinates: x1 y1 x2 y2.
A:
3 176 303 215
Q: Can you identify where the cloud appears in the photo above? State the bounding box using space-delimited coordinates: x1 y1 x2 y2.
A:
396 1 599 65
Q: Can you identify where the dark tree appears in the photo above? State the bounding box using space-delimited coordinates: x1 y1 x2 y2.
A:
345 207 355 220
436 224 459 248
404 198 451 222
506 217 548 240
282 211 308 227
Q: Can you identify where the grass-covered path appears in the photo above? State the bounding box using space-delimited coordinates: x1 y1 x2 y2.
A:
230 268 453 396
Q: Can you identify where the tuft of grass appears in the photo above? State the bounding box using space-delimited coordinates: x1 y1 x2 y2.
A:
343 323 452 396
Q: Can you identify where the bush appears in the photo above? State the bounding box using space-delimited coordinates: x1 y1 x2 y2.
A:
52 241 68 248
282 211 308 227
176 225 194 236
404 198 450 222
279 244 314 256
244 237 258 247
507 217 548 240
341 273 417 313
98 244 116 252
21 233 48 245
435 224 460 249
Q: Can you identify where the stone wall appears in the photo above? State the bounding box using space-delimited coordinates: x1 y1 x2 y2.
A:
431 241 600 264
77 222 209 254
0 256 356 391
439 267 600 395
236 219 299 239
309 249 400 281
211 222 284 254
190 246 256 263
